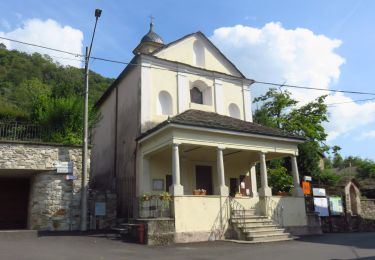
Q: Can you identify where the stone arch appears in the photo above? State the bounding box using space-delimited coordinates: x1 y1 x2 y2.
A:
157 91 173 115
193 40 205 67
228 103 241 119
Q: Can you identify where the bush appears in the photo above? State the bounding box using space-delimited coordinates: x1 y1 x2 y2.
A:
268 166 293 193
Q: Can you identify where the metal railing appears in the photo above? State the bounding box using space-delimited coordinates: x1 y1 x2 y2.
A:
229 198 247 230
138 196 172 218
0 121 61 143
265 197 284 226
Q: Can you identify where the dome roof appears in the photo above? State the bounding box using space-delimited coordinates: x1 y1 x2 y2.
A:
140 22 164 44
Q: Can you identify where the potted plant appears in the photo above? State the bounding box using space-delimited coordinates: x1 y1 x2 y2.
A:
159 192 172 217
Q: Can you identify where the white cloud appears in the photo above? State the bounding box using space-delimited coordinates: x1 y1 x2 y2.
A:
0 18 83 67
210 22 375 141
357 130 375 140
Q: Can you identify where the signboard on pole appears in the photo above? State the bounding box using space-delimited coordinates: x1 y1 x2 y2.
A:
95 202 106 216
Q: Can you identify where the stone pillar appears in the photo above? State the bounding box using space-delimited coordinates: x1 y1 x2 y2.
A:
250 163 258 197
217 147 229 196
258 152 272 197
170 143 184 196
291 155 304 197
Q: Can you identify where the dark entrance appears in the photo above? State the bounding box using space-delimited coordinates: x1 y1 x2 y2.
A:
0 178 30 229
195 166 213 195
229 178 238 197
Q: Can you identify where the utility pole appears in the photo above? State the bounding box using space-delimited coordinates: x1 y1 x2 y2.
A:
81 8 102 231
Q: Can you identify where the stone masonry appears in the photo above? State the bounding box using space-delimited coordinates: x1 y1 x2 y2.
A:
0 141 88 231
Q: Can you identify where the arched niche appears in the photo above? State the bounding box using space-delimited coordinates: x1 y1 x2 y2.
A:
228 103 241 119
190 80 212 106
193 40 205 67
157 91 173 115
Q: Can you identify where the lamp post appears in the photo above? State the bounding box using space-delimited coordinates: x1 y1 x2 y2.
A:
81 8 102 231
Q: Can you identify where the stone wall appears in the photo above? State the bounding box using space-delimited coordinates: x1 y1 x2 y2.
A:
0 142 87 231
320 199 375 233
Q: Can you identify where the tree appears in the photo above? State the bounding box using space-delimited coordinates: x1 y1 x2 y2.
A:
253 88 329 178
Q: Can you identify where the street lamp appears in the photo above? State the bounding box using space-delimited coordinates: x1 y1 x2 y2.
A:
81 8 102 231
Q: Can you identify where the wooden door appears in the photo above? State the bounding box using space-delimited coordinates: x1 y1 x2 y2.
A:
230 178 238 197
195 166 213 195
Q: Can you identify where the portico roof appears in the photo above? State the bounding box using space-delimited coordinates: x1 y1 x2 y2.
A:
137 110 305 142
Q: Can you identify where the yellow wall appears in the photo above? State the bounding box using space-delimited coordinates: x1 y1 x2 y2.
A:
155 34 241 77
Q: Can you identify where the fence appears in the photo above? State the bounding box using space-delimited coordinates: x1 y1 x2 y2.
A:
138 195 172 218
0 121 61 143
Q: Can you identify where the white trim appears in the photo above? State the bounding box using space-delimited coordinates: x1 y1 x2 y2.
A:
141 54 254 86
138 122 304 145
214 78 224 115
141 61 152 130
242 84 252 122
177 72 189 113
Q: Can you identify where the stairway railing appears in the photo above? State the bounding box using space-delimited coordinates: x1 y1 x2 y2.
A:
229 198 247 230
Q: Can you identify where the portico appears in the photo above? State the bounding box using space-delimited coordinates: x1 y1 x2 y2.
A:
136 110 305 199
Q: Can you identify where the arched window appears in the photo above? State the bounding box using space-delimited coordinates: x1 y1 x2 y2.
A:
228 103 241 119
190 87 203 104
193 40 205 67
157 91 173 115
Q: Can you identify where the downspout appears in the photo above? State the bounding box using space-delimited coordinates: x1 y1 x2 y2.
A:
114 86 118 209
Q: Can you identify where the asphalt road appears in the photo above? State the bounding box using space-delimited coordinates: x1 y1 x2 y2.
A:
0 231 374 260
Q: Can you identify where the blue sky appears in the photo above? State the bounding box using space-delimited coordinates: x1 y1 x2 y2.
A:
1 0 375 160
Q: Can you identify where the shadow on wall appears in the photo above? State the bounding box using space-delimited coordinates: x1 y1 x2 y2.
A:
208 197 231 241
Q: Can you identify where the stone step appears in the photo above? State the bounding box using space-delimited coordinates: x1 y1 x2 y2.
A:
247 233 292 242
231 215 268 220
231 209 256 215
244 228 286 236
241 224 280 230
232 218 273 224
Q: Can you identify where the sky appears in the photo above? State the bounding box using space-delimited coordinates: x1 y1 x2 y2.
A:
1 0 375 160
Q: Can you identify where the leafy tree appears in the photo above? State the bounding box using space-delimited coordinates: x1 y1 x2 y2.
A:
0 47 113 144
268 166 293 193
253 88 329 177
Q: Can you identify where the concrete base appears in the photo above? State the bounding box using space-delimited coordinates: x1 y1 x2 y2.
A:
285 225 323 236
293 187 304 197
174 231 213 243
259 186 272 197
169 184 184 196
218 185 229 196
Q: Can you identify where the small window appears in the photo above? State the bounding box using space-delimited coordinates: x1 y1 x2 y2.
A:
157 91 173 115
228 103 241 119
190 87 203 104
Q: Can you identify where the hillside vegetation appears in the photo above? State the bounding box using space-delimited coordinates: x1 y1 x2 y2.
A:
0 45 114 143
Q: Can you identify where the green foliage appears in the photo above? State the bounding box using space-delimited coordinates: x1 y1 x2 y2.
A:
313 169 340 186
267 166 293 193
253 88 329 178
357 159 375 179
0 48 113 144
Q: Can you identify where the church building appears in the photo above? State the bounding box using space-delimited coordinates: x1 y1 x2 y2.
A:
91 21 317 243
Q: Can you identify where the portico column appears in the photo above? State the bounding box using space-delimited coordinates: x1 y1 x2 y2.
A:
291 155 304 197
217 147 229 196
258 152 272 197
250 163 258 197
170 143 184 196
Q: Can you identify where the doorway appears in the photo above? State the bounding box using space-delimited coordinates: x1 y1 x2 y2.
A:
0 178 30 229
195 166 213 195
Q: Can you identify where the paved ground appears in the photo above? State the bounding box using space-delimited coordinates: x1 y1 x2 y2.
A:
0 231 374 260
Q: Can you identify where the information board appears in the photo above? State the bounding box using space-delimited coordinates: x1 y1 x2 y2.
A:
314 197 329 217
329 197 343 215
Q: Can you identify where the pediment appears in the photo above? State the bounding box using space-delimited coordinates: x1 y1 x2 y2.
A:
152 32 244 78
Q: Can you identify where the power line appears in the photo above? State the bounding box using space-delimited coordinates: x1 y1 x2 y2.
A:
2 35 375 98
326 97 375 107
254 80 375 96
0 36 83 57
